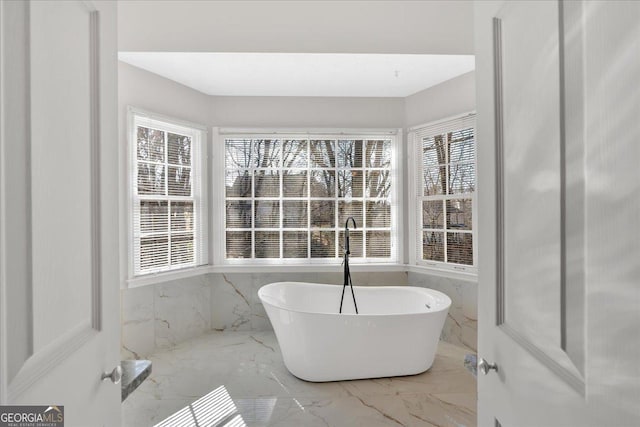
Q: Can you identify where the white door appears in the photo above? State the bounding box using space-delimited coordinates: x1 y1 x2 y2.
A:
475 1 640 426
0 1 120 425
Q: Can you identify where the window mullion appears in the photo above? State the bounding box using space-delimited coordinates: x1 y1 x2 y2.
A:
279 142 283 259
164 130 172 267
362 153 368 260
334 163 339 258
307 144 311 259
443 132 450 264
251 140 256 259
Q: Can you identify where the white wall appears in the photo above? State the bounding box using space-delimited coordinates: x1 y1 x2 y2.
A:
404 70 476 127
118 62 211 126
118 1 473 55
210 96 404 128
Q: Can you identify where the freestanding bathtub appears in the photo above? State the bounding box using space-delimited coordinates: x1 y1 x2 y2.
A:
258 282 451 382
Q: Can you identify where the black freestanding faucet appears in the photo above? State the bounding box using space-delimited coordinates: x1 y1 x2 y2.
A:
339 216 359 314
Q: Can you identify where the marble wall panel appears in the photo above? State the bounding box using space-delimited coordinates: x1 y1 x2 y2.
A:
408 272 478 352
154 275 211 350
121 285 155 360
210 273 254 332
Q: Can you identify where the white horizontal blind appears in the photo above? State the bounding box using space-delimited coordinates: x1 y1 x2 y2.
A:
412 114 476 271
131 111 207 276
224 135 395 262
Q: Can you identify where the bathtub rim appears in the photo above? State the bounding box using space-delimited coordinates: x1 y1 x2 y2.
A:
258 281 452 317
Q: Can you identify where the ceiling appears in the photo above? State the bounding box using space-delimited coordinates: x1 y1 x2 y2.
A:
117 1 474 98
118 52 475 98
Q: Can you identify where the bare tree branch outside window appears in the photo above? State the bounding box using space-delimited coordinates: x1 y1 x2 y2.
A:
224 136 394 260
420 127 475 266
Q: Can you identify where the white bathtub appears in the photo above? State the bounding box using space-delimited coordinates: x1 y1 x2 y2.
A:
258 282 451 382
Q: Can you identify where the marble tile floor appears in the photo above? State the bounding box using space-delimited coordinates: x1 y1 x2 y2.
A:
122 331 477 427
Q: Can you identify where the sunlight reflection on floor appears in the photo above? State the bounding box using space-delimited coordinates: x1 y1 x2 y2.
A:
155 385 250 427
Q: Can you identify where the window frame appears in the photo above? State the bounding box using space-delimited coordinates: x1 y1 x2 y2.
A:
408 113 477 276
127 107 208 278
213 128 403 266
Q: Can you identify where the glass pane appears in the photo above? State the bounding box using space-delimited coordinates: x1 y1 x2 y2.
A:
253 139 280 168
225 170 252 198
448 163 475 194
255 201 280 228
226 231 251 258
137 127 164 162
422 134 446 168
140 236 168 269
254 170 280 198
366 231 391 258
310 200 334 228
171 201 194 232
310 170 335 197
311 230 335 258
422 231 444 262
338 200 363 229
365 169 391 198
366 140 391 168
366 200 390 228
171 233 194 265
168 166 191 196
423 167 446 196
255 231 280 258
283 170 307 197
338 170 363 198
167 133 191 166
283 231 308 258
283 201 307 228
140 200 168 234
447 232 473 265
339 230 363 258
283 139 308 167
225 139 252 168
446 198 472 230
226 201 252 229
423 200 444 229
137 162 165 195
448 128 474 164
310 140 336 168
337 139 363 168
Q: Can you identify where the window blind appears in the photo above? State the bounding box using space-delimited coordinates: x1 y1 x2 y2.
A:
411 114 476 271
223 135 395 262
131 111 207 276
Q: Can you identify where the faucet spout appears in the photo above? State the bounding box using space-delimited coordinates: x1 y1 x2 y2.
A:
344 216 357 256
339 216 359 314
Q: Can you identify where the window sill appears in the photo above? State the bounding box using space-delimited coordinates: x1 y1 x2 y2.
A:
125 263 408 288
124 263 475 289
406 264 478 283
126 265 211 289
209 262 407 274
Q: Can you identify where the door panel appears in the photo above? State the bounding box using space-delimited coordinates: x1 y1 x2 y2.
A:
30 0 95 353
494 0 584 389
476 1 640 426
0 1 120 425
499 0 563 352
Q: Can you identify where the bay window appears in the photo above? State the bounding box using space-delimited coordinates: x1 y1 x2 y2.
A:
219 131 399 263
129 108 207 276
410 114 476 273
